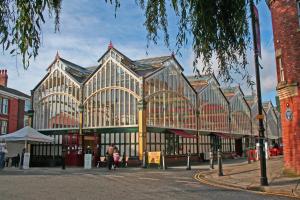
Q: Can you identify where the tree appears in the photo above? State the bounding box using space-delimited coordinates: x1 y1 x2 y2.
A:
0 0 61 69
0 0 254 85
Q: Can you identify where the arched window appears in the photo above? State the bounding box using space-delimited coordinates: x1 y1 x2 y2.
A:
83 52 141 128
145 66 197 130
33 67 80 130
198 82 230 133
230 95 251 135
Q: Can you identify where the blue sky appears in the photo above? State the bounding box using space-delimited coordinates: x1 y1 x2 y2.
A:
0 0 277 104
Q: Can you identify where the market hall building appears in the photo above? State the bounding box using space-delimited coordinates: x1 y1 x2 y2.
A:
30 44 281 167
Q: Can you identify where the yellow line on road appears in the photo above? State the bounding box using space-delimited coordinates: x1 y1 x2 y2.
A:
193 172 299 199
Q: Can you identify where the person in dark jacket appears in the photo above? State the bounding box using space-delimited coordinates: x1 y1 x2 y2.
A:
106 144 114 170
20 148 25 169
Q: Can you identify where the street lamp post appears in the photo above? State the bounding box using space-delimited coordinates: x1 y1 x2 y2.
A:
250 0 268 186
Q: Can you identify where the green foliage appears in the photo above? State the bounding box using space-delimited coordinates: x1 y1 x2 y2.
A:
0 0 61 69
0 0 255 86
134 0 254 85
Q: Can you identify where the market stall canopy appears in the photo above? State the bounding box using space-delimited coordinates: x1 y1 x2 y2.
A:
0 126 54 143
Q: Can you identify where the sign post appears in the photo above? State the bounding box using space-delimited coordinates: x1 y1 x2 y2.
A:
84 154 92 169
23 153 30 169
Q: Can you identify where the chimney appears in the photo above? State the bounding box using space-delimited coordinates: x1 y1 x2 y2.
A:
0 70 8 87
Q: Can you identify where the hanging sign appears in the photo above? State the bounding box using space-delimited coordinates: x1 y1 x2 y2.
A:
253 5 262 58
256 114 264 120
147 151 161 165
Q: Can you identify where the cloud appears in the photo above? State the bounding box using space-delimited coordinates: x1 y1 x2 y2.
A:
185 42 277 98
0 0 277 105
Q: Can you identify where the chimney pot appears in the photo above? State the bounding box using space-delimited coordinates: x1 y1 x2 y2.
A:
0 69 8 87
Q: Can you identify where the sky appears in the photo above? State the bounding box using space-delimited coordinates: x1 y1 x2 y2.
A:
0 0 277 104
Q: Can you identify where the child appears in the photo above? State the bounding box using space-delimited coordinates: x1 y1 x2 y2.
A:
113 149 120 169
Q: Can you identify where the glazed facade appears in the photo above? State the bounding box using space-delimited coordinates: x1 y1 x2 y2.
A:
31 46 282 166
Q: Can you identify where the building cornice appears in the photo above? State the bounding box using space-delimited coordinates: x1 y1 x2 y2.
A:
276 81 299 100
0 89 30 101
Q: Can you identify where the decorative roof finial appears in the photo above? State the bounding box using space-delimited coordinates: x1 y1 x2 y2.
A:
55 51 60 60
108 40 113 49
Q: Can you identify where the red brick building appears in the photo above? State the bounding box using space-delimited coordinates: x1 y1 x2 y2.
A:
268 0 300 174
0 70 31 135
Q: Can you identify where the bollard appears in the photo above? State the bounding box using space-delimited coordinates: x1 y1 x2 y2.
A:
217 149 223 176
162 150 167 170
186 150 191 170
209 151 214 169
142 151 147 168
62 147 66 170
122 153 127 168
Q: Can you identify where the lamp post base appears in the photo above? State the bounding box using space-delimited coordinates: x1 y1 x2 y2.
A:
260 177 268 186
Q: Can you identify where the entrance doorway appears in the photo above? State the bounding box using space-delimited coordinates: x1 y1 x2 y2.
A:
63 133 83 166
235 138 243 156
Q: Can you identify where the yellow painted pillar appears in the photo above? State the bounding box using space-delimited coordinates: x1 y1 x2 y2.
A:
79 104 84 135
196 111 200 156
138 100 147 160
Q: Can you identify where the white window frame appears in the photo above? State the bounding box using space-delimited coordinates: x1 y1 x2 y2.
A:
24 99 31 112
278 57 284 82
2 98 8 115
0 121 7 134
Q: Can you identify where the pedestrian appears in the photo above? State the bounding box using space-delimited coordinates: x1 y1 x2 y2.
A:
16 153 20 167
20 148 25 169
106 144 114 170
113 149 120 169
0 142 7 169
61 146 66 170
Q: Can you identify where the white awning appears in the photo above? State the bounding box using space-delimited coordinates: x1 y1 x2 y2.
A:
0 126 54 143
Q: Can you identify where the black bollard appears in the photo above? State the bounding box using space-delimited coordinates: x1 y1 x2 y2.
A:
186 150 191 170
217 149 223 176
209 151 214 169
62 148 66 170
122 153 127 168
142 151 147 168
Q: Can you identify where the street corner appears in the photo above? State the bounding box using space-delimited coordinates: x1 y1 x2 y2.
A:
193 171 300 199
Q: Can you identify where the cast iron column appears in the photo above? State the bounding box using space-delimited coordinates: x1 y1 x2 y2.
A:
250 0 268 186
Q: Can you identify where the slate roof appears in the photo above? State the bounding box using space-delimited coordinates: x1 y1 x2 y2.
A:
0 85 30 99
60 58 91 83
42 49 174 87
132 56 172 77
62 54 173 83
244 95 256 107
221 87 239 100
187 75 210 92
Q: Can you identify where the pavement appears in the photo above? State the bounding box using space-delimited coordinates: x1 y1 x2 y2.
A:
194 156 300 199
0 164 292 200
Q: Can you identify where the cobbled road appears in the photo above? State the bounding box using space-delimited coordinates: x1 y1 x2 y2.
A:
0 168 292 200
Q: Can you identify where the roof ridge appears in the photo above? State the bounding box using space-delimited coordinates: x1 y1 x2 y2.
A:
134 55 171 62
0 85 30 98
59 57 87 71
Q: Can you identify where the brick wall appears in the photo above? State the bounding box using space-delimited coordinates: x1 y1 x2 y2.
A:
17 99 25 129
269 0 300 174
270 0 300 83
8 98 19 133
